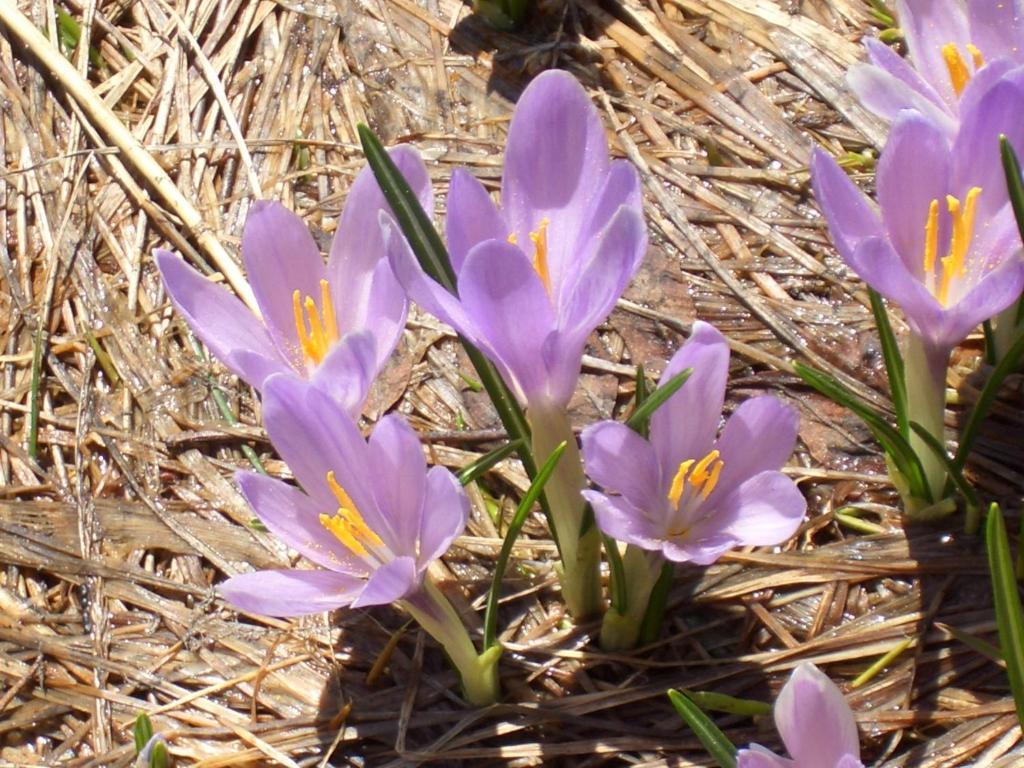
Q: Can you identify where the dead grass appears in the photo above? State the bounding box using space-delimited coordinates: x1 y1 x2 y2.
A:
0 0 1022 764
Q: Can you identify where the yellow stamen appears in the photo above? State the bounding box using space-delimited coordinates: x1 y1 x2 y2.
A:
923 199 939 275
530 218 552 294
667 450 725 508
701 460 723 500
937 187 981 306
320 470 384 556
968 43 984 70
667 459 695 508
507 232 518 245
942 43 971 95
291 280 340 365
689 449 721 488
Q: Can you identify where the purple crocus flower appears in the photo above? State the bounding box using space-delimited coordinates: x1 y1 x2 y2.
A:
849 0 1024 136
581 322 805 566
384 69 647 410
220 374 468 616
811 82 1024 371
156 147 429 414
737 663 864 768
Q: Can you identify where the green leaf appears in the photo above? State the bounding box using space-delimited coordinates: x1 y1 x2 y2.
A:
682 690 771 717
667 689 738 768
633 365 651 439
625 368 692 434
457 440 522 486
794 362 931 502
603 533 628 614
908 421 975 510
149 740 170 768
483 442 566 650
868 289 908 439
133 712 154 754
954 329 1024 471
985 504 1024 731
1001 136 1024 246
637 561 674 645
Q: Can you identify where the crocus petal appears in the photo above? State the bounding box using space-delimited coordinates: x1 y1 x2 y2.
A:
351 555 419 608
383 214 484 346
862 37 947 108
559 205 647 345
235 470 368 574
358 258 409 371
711 397 799 497
367 414 427 558
156 250 281 388
220 569 363 616
876 111 950 277
847 64 956 134
417 466 470 565
649 321 730 476
952 71 1024 222
502 70 610 289
774 663 861 766
309 330 377 416
225 350 292 389
939 254 1024 345
446 168 507 273
581 421 664 514
736 746 794 768
843 236 943 340
661 533 740 566
261 375 400 547
897 0 970 108
582 490 665 550
457 239 558 405
968 0 1024 63
692 470 805 548
241 201 327 366
328 146 427 338
809 149 883 259
563 160 644 288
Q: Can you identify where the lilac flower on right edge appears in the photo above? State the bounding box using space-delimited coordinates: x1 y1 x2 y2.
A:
737 663 864 768
581 322 806 566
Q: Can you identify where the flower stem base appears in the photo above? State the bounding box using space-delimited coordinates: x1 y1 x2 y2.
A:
402 580 501 706
600 546 665 651
903 333 951 511
529 406 603 620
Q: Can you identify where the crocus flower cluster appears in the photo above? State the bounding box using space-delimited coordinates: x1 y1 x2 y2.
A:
156 68 808 709
737 663 864 768
813 3 1024 514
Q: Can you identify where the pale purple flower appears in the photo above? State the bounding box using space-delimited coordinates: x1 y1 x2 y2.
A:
737 663 864 768
580 322 805 566
156 147 429 414
219 374 468 616
849 0 1024 135
811 79 1024 371
384 69 647 409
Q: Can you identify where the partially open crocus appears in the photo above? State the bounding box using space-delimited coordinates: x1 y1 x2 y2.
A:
156 147 427 415
582 322 805 648
849 0 1024 136
384 69 647 619
811 81 1024 507
737 663 864 768
220 375 499 705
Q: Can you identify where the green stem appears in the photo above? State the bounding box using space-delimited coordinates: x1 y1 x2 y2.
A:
401 579 500 706
903 333 949 510
600 546 665 650
528 405 602 619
